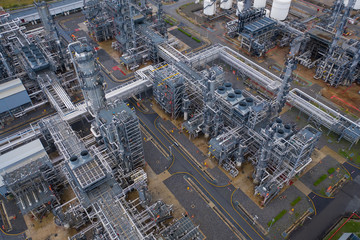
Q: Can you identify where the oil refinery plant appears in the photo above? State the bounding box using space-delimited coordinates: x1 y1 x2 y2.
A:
0 0 359 239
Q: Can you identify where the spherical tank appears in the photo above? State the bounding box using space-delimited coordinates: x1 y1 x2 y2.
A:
253 0 266 8
270 0 291 21
220 0 233 9
236 1 244 15
204 0 216 16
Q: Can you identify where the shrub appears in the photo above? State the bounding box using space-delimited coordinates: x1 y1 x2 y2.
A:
178 28 191 37
328 168 335 174
268 209 287 226
290 196 301 207
314 174 328 186
192 36 201 43
164 19 174 26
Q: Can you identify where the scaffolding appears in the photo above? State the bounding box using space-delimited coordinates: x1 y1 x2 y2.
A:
152 64 185 119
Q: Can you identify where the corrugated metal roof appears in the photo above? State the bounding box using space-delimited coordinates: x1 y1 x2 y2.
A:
0 139 46 187
0 78 31 113
0 78 27 99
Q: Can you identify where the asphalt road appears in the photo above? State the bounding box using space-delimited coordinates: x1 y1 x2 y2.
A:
292 163 360 240
130 100 267 240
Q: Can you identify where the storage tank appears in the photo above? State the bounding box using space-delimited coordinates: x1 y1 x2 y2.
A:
270 0 291 21
355 0 360 9
204 0 216 16
265 8 270 17
220 0 233 9
345 0 360 9
236 1 244 15
253 0 266 8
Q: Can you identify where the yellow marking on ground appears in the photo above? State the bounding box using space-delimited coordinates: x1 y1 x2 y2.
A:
158 170 172 182
138 112 264 239
185 178 245 240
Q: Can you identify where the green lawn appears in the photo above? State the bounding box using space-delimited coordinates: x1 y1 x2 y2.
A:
0 0 51 9
324 220 360 240
339 149 360 165
290 196 301 207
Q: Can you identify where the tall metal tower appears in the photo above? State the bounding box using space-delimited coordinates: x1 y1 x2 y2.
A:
70 41 106 115
273 36 303 115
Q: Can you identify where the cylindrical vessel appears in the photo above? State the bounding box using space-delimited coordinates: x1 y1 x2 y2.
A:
236 1 244 15
220 0 233 9
204 0 216 16
227 93 236 102
265 9 270 17
344 0 360 9
270 0 291 21
253 0 266 8
354 0 360 9
224 82 232 91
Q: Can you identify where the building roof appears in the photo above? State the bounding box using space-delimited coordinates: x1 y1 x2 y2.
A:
0 78 26 99
244 17 276 34
0 139 46 187
0 78 31 114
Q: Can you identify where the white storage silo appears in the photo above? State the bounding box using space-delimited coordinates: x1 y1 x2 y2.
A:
265 9 270 17
253 0 266 8
204 0 216 16
220 0 233 9
236 1 244 15
270 0 291 21
353 0 360 9
343 0 360 9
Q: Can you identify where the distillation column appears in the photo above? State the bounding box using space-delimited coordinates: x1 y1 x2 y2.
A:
71 42 106 115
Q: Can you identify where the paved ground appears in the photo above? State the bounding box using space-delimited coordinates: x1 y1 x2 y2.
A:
292 177 360 240
0 195 27 240
130 100 267 240
169 29 204 49
300 156 348 196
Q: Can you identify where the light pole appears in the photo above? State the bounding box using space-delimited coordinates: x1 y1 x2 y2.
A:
268 218 275 232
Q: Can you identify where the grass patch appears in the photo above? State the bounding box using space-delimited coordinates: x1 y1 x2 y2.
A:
179 2 193 9
164 19 174 26
191 36 201 43
320 187 326 196
339 149 350 159
268 209 287 226
167 16 178 24
0 0 51 9
339 149 360 165
178 28 191 37
324 219 360 240
314 174 328 186
290 196 301 207
328 168 335 174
